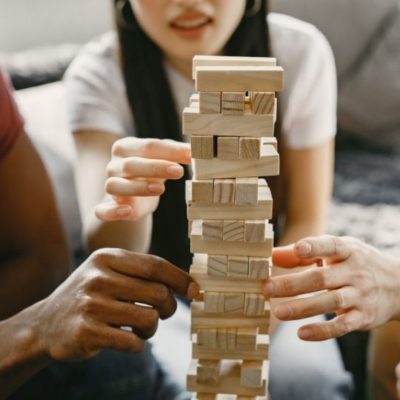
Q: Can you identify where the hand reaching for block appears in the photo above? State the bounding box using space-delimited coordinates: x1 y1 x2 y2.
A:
95 137 191 221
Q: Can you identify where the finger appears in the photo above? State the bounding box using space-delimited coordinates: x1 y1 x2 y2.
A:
96 249 199 299
273 286 358 321
263 263 350 298
294 235 352 262
112 138 191 165
272 245 321 268
105 177 165 197
95 202 133 221
297 309 364 341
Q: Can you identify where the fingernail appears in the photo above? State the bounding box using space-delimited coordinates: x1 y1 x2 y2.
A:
263 281 274 297
299 327 313 340
167 165 183 177
296 241 312 257
116 206 131 216
187 282 200 299
274 305 292 320
148 183 164 193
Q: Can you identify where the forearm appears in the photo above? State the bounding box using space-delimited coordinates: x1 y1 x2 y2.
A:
0 301 51 398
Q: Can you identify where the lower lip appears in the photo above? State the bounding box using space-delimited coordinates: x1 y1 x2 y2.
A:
170 21 212 40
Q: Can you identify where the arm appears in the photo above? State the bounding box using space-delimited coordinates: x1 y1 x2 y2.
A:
0 132 70 319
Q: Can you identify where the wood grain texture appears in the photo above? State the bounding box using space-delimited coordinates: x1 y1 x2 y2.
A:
199 92 221 114
204 291 225 313
250 92 275 115
244 220 268 243
197 328 218 349
207 255 228 277
217 136 239 160
228 256 249 277
223 220 244 242
197 360 221 385
202 220 223 241
240 361 265 388
191 135 215 159
235 177 259 205
239 137 262 160
189 180 214 203
222 92 245 115
213 179 235 204
244 294 266 316
248 257 270 280
224 292 245 313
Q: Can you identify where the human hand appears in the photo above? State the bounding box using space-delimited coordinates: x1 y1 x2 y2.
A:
396 362 400 398
96 138 191 221
263 235 400 341
34 248 199 361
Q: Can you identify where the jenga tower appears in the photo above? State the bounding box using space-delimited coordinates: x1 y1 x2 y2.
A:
184 55 284 400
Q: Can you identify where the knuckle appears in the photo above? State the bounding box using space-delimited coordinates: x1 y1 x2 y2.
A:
152 284 170 304
312 268 328 290
90 249 110 267
332 291 344 309
279 278 294 295
141 139 159 154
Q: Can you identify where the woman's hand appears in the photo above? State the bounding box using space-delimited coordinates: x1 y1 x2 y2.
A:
263 235 400 341
34 248 199 361
96 137 191 221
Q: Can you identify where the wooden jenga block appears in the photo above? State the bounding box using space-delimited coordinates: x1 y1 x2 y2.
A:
191 136 214 159
204 291 225 313
244 294 266 316
199 92 221 114
228 256 249 278
217 137 239 160
224 292 245 313
244 220 267 243
235 178 259 205
207 255 228 276
213 179 236 204
236 328 258 351
240 361 264 388
197 328 218 349
197 360 221 385
217 328 228 350
226 327 236 350
239 137 262 160
223 220 244 242
202 220 223 241
195 66 284 92
250 92 275 115
248 257 270 280
195 394 217 400
190 180 214 203
222 92 245 115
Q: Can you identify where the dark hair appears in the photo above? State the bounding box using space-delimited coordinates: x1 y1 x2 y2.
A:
115 0 282 270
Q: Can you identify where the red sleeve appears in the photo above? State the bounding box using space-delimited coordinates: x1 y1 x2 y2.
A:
0 67 24 159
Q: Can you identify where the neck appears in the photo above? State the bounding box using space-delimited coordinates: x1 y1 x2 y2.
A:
165 56 193 80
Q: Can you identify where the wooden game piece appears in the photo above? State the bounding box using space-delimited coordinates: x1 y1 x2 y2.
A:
223 220 244 242
244 294 266 316
189 180 214 203
217 137 240 160
204 291 225 313
236 328 258 351
248 257 270 280
195 394 217 400
199 92 221 114
197 328 218 349
244 220 267 243
193 145 279 180
192 55 276 79
183 107 275 137
226 327 236 350
235 177 259 205
224 292 245 313
262 136 277 149
195 66 284 92
207 255 228 276
240 361 264 388
191 136 215 159
197 360 221 385
250 92 275 115
221 92 245 115
202 220 223 241
227 256 249 278
190 93 199 103
239 137 262 160
213 179 236 204
217 328 228 350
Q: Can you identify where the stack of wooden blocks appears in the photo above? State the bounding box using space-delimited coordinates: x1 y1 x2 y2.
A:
184 55 284 400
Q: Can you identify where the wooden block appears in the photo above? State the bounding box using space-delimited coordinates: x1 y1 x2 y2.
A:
248 257 270 280
222 92 245 115
250 92 275 115
197 360 221 385
223 220 244 242
202 220 223 241
244 294 266 316
197 328 218 349
192 55 276 79
228 256 249 278
262 136 277 149
204 291 225 313
217 137 239 159
224 292 245 313
195 66 284 92
199 92 221 114
217 328 228 350
213 179 235 204
193 145 279 180
194 394 217 400
190 180 214 203
239 137 262 160
191 135 214 159
244 220 268 242
235 177 259 205
182 107 275 137
207 255 227 277
240 361 264 388
237 328 258 351
226 327 236 350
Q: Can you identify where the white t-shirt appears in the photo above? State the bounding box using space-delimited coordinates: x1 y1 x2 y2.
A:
65 13 337 149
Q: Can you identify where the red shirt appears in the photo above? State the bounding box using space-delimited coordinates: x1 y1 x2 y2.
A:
0 68 23 159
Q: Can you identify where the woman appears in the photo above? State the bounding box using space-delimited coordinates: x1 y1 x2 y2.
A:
65 0 353 398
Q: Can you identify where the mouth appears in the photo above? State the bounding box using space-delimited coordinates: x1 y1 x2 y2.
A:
170 13 213 31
